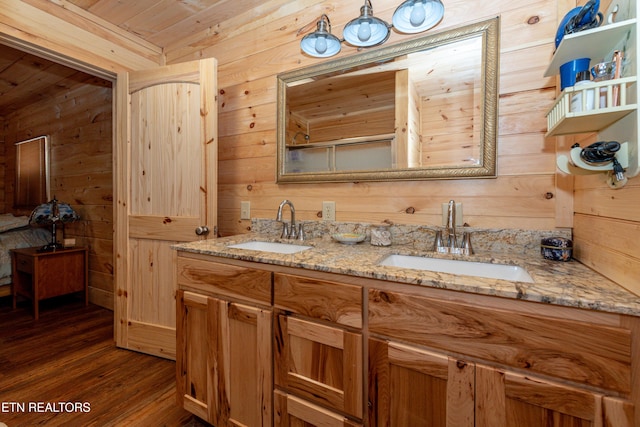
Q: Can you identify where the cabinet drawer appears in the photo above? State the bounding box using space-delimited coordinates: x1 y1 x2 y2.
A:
274 390 362 427
176 255 271 304
274 273 362 328
14 254 34 274
275 315 363 419
368 289 632 394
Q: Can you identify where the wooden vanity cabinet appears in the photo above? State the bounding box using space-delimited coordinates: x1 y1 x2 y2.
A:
368 287 636 427
176 254 273 427
274 273 364 423
175 252 640 427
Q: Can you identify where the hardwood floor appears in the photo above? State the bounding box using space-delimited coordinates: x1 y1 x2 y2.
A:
0 296 209 426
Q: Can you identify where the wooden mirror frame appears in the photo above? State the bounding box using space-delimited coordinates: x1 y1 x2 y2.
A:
276 17 499 183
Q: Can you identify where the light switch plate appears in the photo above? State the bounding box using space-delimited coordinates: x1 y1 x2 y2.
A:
441 202 463 226
240 201 251 220
322 201 336 221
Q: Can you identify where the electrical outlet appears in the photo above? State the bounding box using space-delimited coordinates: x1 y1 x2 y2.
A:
240 201 251 220
322 201 336 221
441 202 463 226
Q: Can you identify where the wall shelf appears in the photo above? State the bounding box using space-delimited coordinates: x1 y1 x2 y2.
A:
545 18 636 77
546 77 637 136
547 1 638 185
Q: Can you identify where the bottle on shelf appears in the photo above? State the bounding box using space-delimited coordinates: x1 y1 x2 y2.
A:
570 70 595 112
591 58 618 108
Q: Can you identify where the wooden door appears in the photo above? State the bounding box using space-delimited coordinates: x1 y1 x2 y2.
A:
115 58 217 359
368 338 474 427
476 365 634 427
275 314 363 419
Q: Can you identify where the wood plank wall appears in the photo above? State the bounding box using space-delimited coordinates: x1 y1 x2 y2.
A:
165 0 639 295
2 0 637 298
556 0 640 295
573 132 640 295
0 76 114 309
166 0 560 232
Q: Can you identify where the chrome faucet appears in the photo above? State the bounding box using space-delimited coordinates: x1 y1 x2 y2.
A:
276 199 301 240
446 200 457 250
435 199 472 255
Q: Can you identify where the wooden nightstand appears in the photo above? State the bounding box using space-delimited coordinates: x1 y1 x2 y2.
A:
11 246 88 319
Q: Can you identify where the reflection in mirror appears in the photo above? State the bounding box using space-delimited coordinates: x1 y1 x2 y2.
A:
277 17 499 183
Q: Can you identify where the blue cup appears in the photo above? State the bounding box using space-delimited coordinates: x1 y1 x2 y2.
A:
559 58 591 90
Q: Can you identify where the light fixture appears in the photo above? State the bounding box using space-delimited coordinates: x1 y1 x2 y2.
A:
343 0 390 47
392 0 444 34
29 197 80 251
300 1 445 58
301 14 342 57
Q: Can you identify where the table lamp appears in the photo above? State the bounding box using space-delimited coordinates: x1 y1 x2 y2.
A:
29 197 80 251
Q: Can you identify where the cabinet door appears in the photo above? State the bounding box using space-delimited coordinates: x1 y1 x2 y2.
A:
176 290 216 423
368 338 474 427
177 290 273 427
216 299 273 427
274 390 362 427
476 365 634 427
275 314 363 419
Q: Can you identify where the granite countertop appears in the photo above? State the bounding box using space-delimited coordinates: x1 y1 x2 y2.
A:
174 230 640 317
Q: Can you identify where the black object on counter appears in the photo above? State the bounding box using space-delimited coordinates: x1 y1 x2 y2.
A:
541 237 573 261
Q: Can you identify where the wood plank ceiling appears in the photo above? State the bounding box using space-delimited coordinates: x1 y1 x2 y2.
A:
0 0 246 117
0 44 103 116
65 0 258 47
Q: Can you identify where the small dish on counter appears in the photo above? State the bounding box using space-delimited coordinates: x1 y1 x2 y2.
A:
332 232 366 244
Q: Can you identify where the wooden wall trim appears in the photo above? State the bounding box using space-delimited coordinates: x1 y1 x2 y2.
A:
0 0 162 75
114 73 129 342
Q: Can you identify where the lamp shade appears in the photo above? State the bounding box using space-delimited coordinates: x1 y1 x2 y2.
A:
343 0 390 47
29 197 79 251
29 198 79 225
301 14 342 58
392 0 444 34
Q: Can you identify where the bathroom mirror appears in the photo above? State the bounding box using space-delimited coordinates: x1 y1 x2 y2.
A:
277 17 499 183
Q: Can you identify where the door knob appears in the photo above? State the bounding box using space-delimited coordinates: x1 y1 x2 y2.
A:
195 226 209 236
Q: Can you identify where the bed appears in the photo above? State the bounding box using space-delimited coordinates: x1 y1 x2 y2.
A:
0 214 52 297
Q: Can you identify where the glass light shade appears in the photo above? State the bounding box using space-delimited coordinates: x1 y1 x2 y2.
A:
29 198 79 225
301 15 342 58
392 0 444 34
29 197 80 251
343 2 390 47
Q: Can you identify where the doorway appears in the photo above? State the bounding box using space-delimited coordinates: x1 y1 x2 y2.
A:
0 41 116 310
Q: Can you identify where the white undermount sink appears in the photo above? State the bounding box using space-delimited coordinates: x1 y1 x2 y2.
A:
378 254 534 283
227 241 312 254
